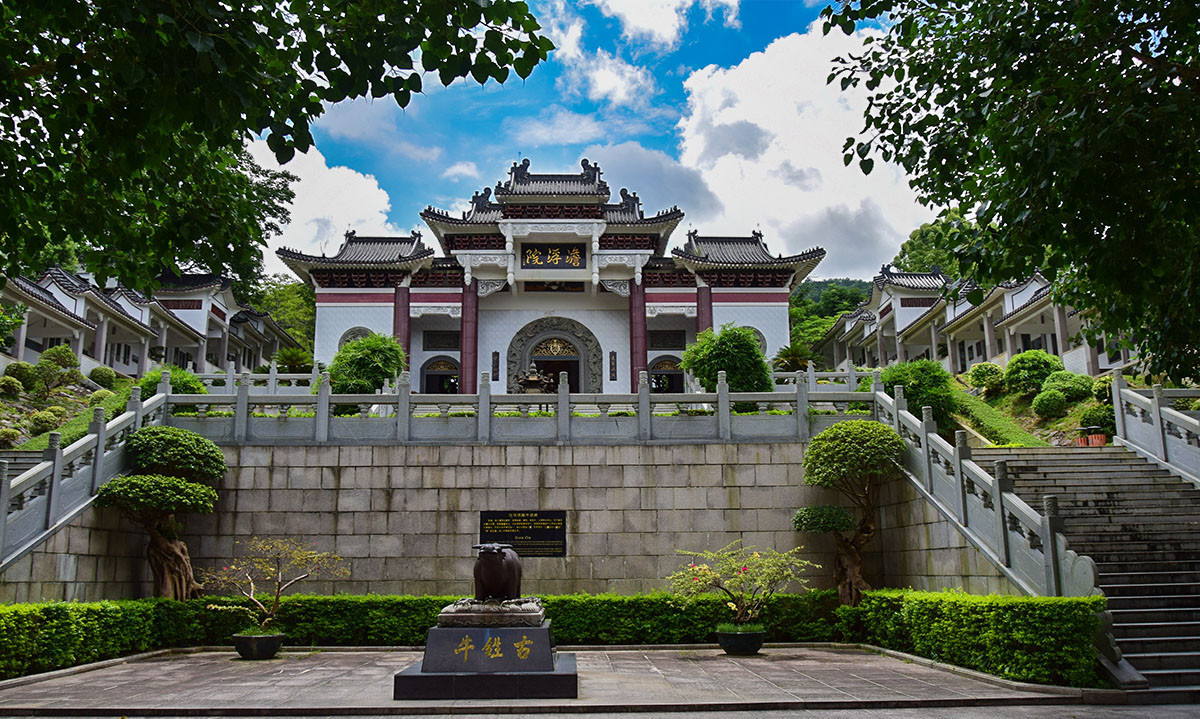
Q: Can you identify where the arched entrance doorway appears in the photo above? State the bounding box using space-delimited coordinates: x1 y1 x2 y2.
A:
421 356 460 394
650 356 684 393
530 337 580 392
507 317 603 393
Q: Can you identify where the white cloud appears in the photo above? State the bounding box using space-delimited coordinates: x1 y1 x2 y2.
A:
442 161 481 181
317 99 442 162
505 106 606 147
541 1 658 108
582 141 723 222
248 140 408 276
587 0 739 49
675 23 933 278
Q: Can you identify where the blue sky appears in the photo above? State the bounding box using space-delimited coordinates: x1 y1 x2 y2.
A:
252 1 932 280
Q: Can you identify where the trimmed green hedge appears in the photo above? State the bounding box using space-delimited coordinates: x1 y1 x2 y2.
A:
0 590 1102 687
953 390 1049 447
834 590 1104 687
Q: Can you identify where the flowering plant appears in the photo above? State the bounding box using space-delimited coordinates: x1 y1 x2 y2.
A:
200 537 348 634
666 541 816 626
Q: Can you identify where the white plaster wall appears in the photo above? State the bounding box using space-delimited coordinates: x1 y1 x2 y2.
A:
409 315 462 391
1005 281 1045 313
712 303 790 358
314 304 393 365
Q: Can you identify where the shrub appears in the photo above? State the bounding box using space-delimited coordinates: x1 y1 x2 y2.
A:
0 375 22 399
879 359 955 428
328 333 407 394
88 389 115 407
1092 375 1114 404
952 390 1049 447
680 323 773 394
27 410 59 435
126 426 226 485
0 428 20 449
833 590 1104 687
3 361 37 391
966 362 1004 394
1041 370 1092 401
273 347 315 374
40 344 79 369
45 405 69 421
1032 389 1068 418
88 366 117 390
1004 350 1064 395
666 541 816 626
1079 404 1116 436
18 388 130 451
138 364 207 398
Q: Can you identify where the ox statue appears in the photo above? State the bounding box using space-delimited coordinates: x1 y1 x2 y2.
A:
471 543 522 601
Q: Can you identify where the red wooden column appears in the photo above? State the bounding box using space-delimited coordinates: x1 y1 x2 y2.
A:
392 282 411 357
629 280 647 391
696 284 713 333
460 279 478 394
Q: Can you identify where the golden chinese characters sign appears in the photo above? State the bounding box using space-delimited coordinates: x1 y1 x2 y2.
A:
521 243 586 269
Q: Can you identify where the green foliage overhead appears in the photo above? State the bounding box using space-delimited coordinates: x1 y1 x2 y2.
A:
328 333 407 394
952 390 1049 447
0 304 26 347
680 324 772 393
1079 404 1116 437
138 365 206 398
891 209 969 279
791 279 871 314
0 376 21 399
824 2 1200 381
3 361 37 392
96 474 217 528
1004 350 1065 396
2 1 553 290
803 420 906 494
1032 389 1068 419
966 362 1004 394
127 426 227 486
792 505 856 534
1041 371 1092 401
879 359 955 428
88 366 117 390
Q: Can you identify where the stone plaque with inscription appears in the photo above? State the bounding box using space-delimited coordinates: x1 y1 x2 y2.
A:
479 510 566 557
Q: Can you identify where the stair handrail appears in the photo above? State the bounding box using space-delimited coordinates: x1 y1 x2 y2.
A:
1112 378 1200 485
0 388 168 570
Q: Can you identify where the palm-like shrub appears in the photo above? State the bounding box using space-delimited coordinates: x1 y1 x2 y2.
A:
1041 370 1091 401
772 342 817 373
1004 350 1064 395
793 420 905 606
126 426 226 485
328 333 407 394
1032 389 1068 418
272 346 314 374
967 362 1004 394
879 359 955 427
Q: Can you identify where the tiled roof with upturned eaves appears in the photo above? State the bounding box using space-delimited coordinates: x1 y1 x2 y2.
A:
672 230 825 269
6 275 94 328
494 158 609 198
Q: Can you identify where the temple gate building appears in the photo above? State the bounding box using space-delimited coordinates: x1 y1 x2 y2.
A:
278 159 825 393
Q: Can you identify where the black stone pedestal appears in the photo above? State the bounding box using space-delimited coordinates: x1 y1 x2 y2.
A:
393 621 578 699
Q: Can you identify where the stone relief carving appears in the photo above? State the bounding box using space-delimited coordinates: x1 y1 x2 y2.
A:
411 305 462 318
500 220 605 237
477 280 507 297
645 305 697 318
600 280 630 297
506 317 603 393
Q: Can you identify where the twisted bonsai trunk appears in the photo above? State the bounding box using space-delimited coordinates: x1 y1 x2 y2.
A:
833 517 876 606
145 517 202 600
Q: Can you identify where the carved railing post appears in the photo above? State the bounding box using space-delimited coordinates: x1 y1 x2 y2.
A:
477 372 490 443
88 408 108 493
397 371 411 442
871 370 883 420
0 461 9 558
1150 384 1168 460
315 372 331 442
310 365 320 389
638 371 651 441
1112 375 1127 439
993 460 1012 567
920 406 936 492
268 359 278 393
1042 495 1063 596
795 378 809 441
893 385 907 432
234 373 250 441
954 430 970 525
126 386 144 428
558 371 571 442
717 370 731 440
846 364 857 392
44 432 63 530
806 360 817 392
156 370 172 398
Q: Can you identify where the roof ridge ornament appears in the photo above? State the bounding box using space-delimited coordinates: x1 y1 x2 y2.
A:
618 187 641 215
510 157 531 183
581 158 601 182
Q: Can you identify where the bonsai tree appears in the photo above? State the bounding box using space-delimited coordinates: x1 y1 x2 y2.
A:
96 474 217 599
666 540 815 628
202 537 348 634
34 344 81 398
681 323 773 393
126 425 227 485
792 420 905 606
327 332 406 394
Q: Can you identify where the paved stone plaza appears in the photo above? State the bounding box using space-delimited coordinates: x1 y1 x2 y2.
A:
0 646 1092 715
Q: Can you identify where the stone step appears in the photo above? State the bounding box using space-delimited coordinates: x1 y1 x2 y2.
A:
1065 519 1200 533
1061 506 1200 518
1087 550 1200 564
1010 476 1187 487
1136 669 1200 688
1058 496 1200 508
1126 685 1200 703
1111 607 1200 624
1101 571 1200 586
1115 636 1200 655
1107 595 1200 611
1102 583 1200 598
1099 560 1200 574
1004 465 1173 474
1065 541 1200 555
1122 651 1200 671
1113 622 1200 639
974 448 1131 458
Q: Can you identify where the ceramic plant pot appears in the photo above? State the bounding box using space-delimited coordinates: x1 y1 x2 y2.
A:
232 633 286 660
715 630 766 656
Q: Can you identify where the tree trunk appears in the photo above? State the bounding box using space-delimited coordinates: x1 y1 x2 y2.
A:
146 525 202 600
833 523 876 606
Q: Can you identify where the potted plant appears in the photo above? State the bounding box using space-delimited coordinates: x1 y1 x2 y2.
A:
667 541 816 656
202 537 348 660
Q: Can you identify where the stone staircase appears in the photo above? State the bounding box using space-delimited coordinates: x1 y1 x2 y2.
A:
974 446 1200 703
0 450 45 478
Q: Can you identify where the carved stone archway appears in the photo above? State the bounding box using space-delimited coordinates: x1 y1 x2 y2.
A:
507 317 603 392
